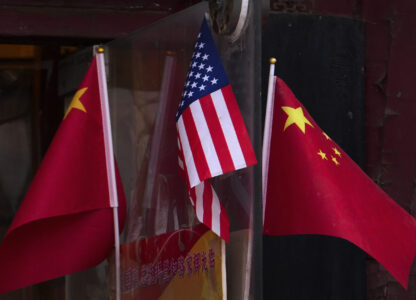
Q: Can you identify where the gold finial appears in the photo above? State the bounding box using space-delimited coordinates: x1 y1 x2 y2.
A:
270 57 277 64
97 47 105 53
166 50 176 56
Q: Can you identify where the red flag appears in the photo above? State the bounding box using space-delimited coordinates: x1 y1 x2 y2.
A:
0 56 126 293
263 76 416 289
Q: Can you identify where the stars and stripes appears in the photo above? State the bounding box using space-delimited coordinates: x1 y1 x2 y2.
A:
176 19 257 241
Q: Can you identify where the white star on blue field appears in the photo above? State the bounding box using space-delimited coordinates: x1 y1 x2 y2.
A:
176 20 229 121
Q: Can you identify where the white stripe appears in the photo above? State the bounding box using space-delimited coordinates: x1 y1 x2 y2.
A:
177 136 184 170
177 117 200 187
178 156 184 170
211 89 246 170
189 100 223 177
177 137 182 150
189 192 195 206
195 183 205 223
211 185 221 236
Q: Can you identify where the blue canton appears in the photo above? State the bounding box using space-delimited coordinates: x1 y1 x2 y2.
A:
176 19 229 121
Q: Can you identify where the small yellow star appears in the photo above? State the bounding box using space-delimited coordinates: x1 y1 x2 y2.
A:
64 87 88 119
323 132 331 140
317 150 327 160
331 156 340 166
281 106 314 134
332 147 341 157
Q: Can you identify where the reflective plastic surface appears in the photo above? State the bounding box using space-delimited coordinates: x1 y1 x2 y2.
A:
104 2 261 299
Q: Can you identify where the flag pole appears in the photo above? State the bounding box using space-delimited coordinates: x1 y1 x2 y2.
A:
96 47 121 300
262 58 277 224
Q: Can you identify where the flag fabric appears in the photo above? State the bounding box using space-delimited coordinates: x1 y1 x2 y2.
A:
0 56 126 293
176 20 256 241
188 181 230 241
177 128 230 241
263 76 416 288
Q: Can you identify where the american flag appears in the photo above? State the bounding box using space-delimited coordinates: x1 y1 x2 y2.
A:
176 19 257 241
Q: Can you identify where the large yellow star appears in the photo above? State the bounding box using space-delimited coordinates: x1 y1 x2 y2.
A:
281 106 314 134
64 87 88 119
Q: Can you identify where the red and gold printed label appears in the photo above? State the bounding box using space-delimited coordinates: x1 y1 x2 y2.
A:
120 224 224 299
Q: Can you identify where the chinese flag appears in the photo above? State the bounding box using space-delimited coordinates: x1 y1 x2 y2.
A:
263 76 416 288
0 56 126 293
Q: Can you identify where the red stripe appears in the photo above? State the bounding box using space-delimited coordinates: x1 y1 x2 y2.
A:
181 108 212 182
176 129 190 187
199 94 235 172
189 187 196 207
202 181 213 229
221 85 257 166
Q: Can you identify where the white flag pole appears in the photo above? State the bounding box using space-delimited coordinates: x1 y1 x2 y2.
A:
96 47 121 300
262 58 277 225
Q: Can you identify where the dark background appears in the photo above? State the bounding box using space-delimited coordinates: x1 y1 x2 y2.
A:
262 13 367 300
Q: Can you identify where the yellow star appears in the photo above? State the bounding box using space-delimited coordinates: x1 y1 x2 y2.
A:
64 87 88 119
317 150 327 160
332 147 341 157
331 156 340 166
323 132 331 140
281 106 314 134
